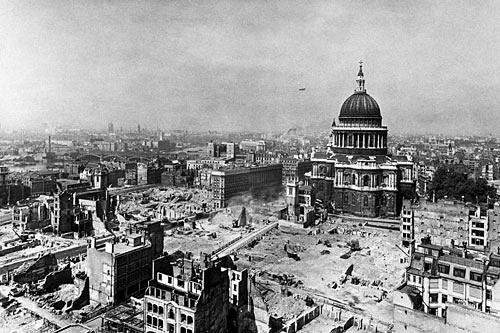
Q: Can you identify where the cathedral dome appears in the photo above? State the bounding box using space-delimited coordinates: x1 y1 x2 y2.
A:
339 92 381 119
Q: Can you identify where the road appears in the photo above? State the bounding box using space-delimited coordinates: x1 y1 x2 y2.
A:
211 221 279 260
0 244 87 276
0 213 11 226
107 184 161 196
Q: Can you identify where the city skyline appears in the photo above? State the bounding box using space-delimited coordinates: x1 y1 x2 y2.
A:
1 1 500 135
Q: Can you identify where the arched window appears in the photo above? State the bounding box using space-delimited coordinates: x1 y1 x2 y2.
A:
343 172 351 185
363 175 370 187
363 196 369 206
169 309 175 319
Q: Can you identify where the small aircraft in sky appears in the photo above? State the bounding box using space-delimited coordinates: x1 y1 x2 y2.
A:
299 87 306 91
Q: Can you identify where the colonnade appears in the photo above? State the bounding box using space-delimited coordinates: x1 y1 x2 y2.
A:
333 132 386 149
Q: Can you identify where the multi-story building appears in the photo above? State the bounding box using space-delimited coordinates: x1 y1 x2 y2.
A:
239 140 265 153
22 174 57 196
53 187 106 235
12 197 53 231
211 164 282 208
401 200 500 251
280 158 312 184
286 181 315 224
125 162 138 186
395 239 500 332
87 221 163 306
144 252 249 333
304 63 415 218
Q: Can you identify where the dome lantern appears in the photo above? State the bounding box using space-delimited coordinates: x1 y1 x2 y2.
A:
355 60 366 93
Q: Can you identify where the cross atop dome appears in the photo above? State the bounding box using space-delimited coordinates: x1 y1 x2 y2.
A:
357 60 364 76
355 61 366 93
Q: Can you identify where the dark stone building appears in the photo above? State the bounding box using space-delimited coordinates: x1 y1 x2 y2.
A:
211 164 282 208
302 63 415 218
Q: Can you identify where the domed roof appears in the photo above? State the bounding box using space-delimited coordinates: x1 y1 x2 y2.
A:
339 91 381 119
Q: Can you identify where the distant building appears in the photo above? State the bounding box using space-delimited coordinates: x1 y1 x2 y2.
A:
53 187 105 236
22 174 57 196
161 162 191 187
280 158 312 184
207 142 239 159
12 197 53 231
211 164 282 208
240 140 265 153
137 163 148 185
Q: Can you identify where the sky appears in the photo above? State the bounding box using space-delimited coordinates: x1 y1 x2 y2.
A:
1 0 500 135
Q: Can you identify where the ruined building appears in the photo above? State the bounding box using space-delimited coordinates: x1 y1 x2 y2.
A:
53 187 106 236
401 200 500 252
144 252 250 333
87 221 164 306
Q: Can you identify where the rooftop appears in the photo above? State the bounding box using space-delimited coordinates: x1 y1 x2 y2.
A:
103 303 144 329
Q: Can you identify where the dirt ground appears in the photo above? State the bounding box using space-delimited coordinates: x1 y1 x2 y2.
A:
236 218 407 325
0 301 58 333
158 194 406 327
163 200 284 256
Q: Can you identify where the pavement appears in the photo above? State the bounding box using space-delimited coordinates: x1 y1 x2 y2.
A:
210 221 279 259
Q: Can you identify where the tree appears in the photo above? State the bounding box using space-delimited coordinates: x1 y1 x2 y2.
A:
427 165 496 203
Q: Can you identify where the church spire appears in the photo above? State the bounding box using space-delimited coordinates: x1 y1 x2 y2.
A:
355 61 366 93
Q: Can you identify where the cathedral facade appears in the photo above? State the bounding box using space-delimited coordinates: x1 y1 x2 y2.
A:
293 63 415 219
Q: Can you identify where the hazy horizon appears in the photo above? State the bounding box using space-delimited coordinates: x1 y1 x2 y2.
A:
1 1 500 135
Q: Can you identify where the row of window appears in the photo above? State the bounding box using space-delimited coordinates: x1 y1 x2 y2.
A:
147 302 164 315
147 286 197 308
429 291 489 305
146 305 194 324
146 319 193 333
437 264 483 281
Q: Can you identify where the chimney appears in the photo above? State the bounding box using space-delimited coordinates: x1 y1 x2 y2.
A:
105 242 115 254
